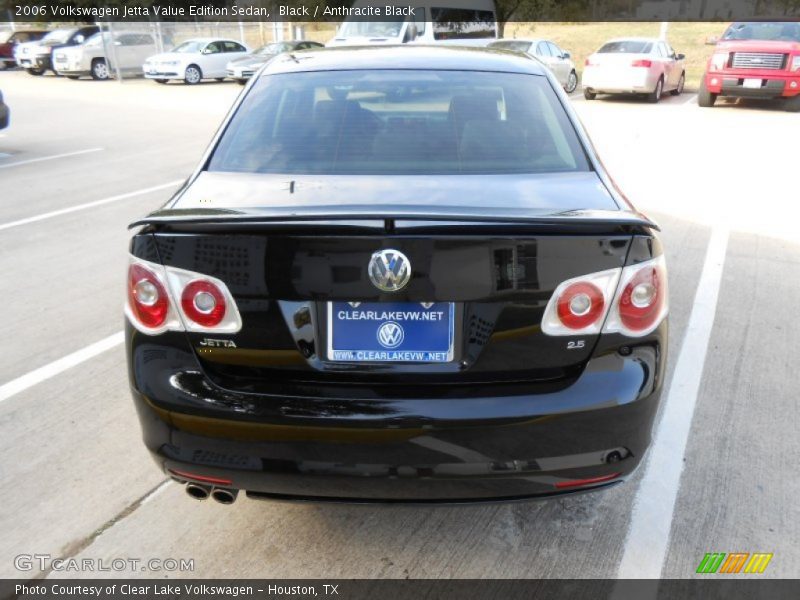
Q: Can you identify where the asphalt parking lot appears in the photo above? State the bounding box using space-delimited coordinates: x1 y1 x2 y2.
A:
0 71 798 580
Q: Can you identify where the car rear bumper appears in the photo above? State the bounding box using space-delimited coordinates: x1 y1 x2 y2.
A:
128 321 667 503
705 73 800 98
582 67 658 94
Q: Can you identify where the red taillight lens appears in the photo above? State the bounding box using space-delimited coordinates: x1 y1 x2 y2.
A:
556 282 605 330
631 59 652 68
585 58 593 66
128 264 169 328
618 265 664 332
181 280 227 327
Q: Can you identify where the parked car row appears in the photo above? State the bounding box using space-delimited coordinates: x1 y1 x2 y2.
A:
3 20 798 110
491 21 799 111
4 31 325 85
142 38 323 85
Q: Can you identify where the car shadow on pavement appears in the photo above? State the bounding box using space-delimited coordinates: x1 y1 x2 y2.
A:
584 92 690 105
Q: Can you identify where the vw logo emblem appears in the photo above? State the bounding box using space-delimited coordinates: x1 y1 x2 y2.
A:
377 321 404 349
368 249 411 292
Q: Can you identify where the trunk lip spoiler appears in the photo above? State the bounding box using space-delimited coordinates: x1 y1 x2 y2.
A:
129 206 659 231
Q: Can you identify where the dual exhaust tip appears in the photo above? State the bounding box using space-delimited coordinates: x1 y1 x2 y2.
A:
185 483 238 505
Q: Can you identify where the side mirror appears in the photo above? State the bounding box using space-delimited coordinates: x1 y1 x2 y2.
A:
202 48 211 54
74 35 85 44
404 24 418 43
562 51 571 59
705 36 719 45
675 53 685 60
114 41 122 46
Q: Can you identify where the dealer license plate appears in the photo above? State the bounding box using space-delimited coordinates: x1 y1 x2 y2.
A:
328 301 454 363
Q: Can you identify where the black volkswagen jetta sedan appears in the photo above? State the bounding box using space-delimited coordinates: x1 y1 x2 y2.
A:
126 46 668 504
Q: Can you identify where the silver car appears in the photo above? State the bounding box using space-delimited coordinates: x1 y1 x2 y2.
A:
54 32 157 80
582 37 686 103
489 38 579 93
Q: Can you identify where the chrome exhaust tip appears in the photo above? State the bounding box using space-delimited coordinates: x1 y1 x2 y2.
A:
210 487 238 505
185 483 211 500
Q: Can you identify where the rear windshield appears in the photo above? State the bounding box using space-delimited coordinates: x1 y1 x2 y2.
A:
208 69 589 176
722 22 800 42
490 40 532 52
598 41 652 53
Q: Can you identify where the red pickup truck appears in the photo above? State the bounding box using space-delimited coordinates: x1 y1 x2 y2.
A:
699 21 800 112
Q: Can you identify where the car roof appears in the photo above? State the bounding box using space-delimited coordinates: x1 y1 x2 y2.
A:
491 39 544 44
604 37 662 43
260 46 547 76
181 37 241 44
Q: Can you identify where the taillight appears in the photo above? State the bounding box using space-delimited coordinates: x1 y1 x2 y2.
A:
604 255 668 337
556 282 605 330
126 263 172 332
631 59 652 68
126 256 242 335
542 255 668 339
181 280 227 328
585 57 594 66
618 266 662 331
541 268 621 336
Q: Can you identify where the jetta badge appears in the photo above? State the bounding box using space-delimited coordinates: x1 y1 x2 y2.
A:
368 249 411 292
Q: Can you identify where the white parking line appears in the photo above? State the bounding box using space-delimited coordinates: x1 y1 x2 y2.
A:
0 331 124 405
682 93 698 106
0 147 103 169
0 179 183 232
617 226 730 578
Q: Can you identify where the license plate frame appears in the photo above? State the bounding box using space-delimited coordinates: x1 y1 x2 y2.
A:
327 301 455 363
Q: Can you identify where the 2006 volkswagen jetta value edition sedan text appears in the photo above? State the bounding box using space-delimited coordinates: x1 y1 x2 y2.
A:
125 46 669 505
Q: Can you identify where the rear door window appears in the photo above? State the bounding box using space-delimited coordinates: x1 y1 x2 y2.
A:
224 41 247 53
598 41 653 53
536 42 551 57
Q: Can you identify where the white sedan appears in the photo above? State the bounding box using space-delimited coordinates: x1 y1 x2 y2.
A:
582 37 686 103
143 38 249 84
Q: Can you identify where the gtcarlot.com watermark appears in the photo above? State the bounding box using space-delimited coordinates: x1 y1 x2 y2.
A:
14 553 195 573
